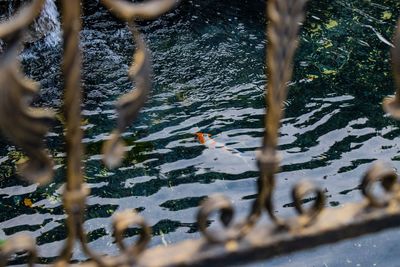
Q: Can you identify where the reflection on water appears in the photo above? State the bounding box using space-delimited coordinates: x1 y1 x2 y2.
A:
0 0 400 265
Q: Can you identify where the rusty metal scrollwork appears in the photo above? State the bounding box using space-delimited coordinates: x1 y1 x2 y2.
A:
113 210 152 260
259 0 327 229
56 0 91 264
55 0 174 266
383 19 400 119
291 181 326 227
0 0 55 184
361 161 399 208
0 235 37 267
101 27 152 169
197 0 326 242
0 0 177 264
2 1 400 266
197 194 239 244
101 0 178 169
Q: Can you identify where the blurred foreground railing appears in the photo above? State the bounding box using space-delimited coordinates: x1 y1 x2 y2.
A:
0 0 400 266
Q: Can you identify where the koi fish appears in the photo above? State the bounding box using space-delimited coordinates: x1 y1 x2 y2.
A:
195 132 242 157
195 132 256 171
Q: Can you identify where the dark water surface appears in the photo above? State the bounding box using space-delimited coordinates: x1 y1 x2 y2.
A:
1 0 400 266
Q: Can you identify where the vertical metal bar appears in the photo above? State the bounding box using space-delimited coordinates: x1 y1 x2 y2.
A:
258 0 309 226
62 0 83 191
263 0 308 154
57 1 87 263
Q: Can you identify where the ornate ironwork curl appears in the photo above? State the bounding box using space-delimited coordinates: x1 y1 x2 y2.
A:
0 0 45 37
56 0 91 264
58 184 94 264
54 1 175 266
197 194 240 244
0 0 55 184
101 0 178 21
101 27 152 169
100 0 178 169
257 0 328 230
383 19 400 119
0 235 37 267
292 181 326 226
361 161 398 208
58 184 151 267
197 0 326 242
113 210 151 259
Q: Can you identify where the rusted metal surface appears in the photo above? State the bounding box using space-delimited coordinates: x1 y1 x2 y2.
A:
138 197 400 267
101 0 179 21
101 29 151 168
0 0 400 266
0 0 171 266
196 0 320 245
257 0 323 230
72 194 400 267
0 0 55 185
383 19 400 118
100 0 178 169
54 0 167 266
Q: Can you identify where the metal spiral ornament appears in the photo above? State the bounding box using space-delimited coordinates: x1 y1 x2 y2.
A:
291 181 326 227
258 0 326 228
0 0 55 185
383 19 400 119
101 26 152 169
361 161 398 208
100 0 178 169
197 0 325 244
0 235 37 267
113 210 152 262
2 1 400 266
197 194 239 244
101 0 178 21
52 1 177 266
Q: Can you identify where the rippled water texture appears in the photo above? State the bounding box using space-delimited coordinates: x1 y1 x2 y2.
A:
1 0 400 265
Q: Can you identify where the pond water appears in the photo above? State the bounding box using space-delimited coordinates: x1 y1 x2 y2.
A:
1 0 400 266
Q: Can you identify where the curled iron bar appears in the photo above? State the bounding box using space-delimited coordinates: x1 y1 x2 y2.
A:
361 161 399 208
101 0 178 21
197 0 326 243
259 0 328 228
102 25 152 169
0 0 45 37
197 194 238 244
100 0 178 169
56 0 174 266
383 18 400 119
0 0 55 184
57 0 89 264
292 181 326 227
0 235 37 267
113 210 152 263
58 185 152 267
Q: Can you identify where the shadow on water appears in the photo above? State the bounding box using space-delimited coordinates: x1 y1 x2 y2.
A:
0 0 400 265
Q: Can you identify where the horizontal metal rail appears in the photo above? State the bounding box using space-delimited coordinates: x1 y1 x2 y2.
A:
74 198 400 267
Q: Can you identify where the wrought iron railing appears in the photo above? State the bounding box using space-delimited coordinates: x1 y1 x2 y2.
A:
0 0 399 266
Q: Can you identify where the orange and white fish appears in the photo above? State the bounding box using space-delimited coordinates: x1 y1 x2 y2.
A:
195 132 242 157
195 132 256 170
